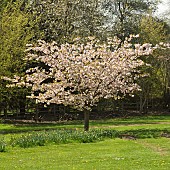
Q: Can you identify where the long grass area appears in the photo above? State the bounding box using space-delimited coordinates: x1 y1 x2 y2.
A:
0 115 170 169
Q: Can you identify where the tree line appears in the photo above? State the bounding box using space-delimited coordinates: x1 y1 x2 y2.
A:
0 0 170 127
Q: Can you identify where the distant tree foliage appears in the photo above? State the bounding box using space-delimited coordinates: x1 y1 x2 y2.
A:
99 0 159 39
25 0 104 43
0 0 34 114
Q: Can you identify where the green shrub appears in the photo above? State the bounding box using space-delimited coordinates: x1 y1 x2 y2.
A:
10 130 71 148
10 133 47 148
10 129 119 148
73 131 100 143
9 129 170 149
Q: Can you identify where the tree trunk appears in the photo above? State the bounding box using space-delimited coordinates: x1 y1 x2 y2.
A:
19 94 26 116
4 107 7 119
84 110 90 131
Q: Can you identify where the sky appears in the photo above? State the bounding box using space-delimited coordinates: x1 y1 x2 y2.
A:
156 0 169 16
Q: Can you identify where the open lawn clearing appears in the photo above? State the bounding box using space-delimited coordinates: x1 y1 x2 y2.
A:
0 138 170 170
0 115 170 134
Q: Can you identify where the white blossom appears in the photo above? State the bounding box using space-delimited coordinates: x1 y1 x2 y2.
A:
3 36 161 111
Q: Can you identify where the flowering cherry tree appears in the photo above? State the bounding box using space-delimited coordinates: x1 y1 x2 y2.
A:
3 36 158 131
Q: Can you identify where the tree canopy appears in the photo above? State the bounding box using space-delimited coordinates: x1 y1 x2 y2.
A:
4 36 162 130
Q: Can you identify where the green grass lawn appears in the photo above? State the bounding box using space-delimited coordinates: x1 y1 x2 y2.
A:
0 115 170 169
0 138 170 170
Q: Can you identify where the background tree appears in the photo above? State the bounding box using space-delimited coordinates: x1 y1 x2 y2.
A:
137 14 170 112
0 0 34 115
99 0 159 40
26 0 104 43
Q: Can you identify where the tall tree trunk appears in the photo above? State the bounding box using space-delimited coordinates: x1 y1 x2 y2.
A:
19 94 26 116
4 107 7 119
84 110 90 131
19 101 26 116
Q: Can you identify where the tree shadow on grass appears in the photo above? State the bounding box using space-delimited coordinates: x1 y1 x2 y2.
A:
90 115 170 126
1 115 170 134
0 120 84 134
